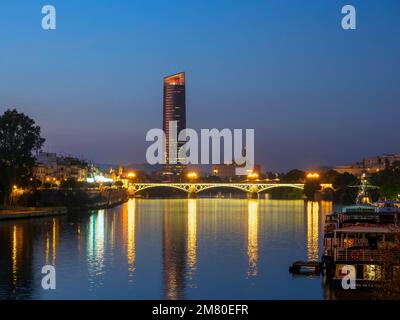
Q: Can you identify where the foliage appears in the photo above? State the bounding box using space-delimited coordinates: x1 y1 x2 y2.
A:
281 169 305 183
114 181 123 187
332 172 358 189
0 109 45 205
370 168 400 200
321 170 340 183
304 180 321 200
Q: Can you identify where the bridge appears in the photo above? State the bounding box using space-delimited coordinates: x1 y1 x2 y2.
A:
128 183 333 198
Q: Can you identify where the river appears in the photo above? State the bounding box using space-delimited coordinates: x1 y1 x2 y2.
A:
0 199 339 299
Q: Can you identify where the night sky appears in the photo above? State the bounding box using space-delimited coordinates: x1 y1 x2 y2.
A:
0 0 399 171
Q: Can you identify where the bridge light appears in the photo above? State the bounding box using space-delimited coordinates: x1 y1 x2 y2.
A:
306 173 320 179
187 172 198 180
247 172 259 180
127 172 136 179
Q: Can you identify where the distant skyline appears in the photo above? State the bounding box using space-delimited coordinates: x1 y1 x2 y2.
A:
0 0 399 171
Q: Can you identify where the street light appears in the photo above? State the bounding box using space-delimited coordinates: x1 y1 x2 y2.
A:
306 172 320 179
127 172 136 179
187 172 198 180
247 172 259 180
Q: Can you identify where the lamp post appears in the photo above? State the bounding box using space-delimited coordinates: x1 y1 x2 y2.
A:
127 172 136 179
247 172 259 182
187 172 198 181
306 173 320 180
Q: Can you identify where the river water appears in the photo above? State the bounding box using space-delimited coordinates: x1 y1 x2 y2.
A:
0 199 338 300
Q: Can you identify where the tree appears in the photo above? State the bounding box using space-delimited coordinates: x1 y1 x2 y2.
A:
332 172 359 204
304 180 322 200
281 169 305 183
391 160 400 171
370 169 400 200
114 181 123 188
332 172 358 190
322 170 339 183
385 158 390 170
60 178 80 190
0 109 45 206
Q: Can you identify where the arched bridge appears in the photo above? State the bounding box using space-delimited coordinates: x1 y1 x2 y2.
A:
128 183 333 198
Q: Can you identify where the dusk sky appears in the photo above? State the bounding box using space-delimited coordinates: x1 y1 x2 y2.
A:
0 0 399 171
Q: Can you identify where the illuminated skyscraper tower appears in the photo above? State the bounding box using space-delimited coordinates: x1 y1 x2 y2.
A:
163 72 186 176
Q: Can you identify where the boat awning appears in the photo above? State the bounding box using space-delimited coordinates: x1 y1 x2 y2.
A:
342 205 376 214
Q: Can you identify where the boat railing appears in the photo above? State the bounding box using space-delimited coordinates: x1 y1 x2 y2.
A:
334 248 400 262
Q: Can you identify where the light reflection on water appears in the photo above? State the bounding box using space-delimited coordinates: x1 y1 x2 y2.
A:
247 200 258 277
0 199 337 300
187 199 197 284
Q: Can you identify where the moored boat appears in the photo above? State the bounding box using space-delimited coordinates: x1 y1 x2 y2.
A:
322 173 400 292
325 224 400 289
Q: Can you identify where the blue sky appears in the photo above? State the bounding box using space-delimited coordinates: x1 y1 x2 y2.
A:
0 0 399 171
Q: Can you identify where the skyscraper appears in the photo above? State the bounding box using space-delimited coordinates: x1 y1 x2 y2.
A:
163 72 186 176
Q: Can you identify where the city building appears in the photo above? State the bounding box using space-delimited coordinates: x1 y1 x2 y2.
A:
334 165 365 177
57 157 88 181
335 154 400 177
33 152 88 183
212 164 237 178
163 72 186 177
364 154 400 170
211 163 261 178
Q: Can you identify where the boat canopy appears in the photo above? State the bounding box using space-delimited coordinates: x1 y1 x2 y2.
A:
342 205 376 214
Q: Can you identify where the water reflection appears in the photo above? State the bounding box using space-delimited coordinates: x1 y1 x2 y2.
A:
187 199 197 283
162 201 187 300
307 201 319 261
87 210 106 287
127 199 136 278
12 225 21 286
247 200 259 277
52 218 58 267
0 199 336 300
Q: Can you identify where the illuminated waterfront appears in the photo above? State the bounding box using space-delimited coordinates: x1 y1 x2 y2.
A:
0 199 337 299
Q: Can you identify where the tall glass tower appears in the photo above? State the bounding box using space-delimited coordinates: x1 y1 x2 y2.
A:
163 72 186 176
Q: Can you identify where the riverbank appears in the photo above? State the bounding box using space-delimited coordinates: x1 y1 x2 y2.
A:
0 196 128 221
0 188 129 221
0 207 68 221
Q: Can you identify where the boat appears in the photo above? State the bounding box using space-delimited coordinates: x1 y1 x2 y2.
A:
373 200 400 224
324 223 400 289
289 261 323 275
322 173 400 290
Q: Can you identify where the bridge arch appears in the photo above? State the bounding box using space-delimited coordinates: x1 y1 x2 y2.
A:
195 184 251 194
257 184 304 193
129 183 305 196
129 184 190 194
